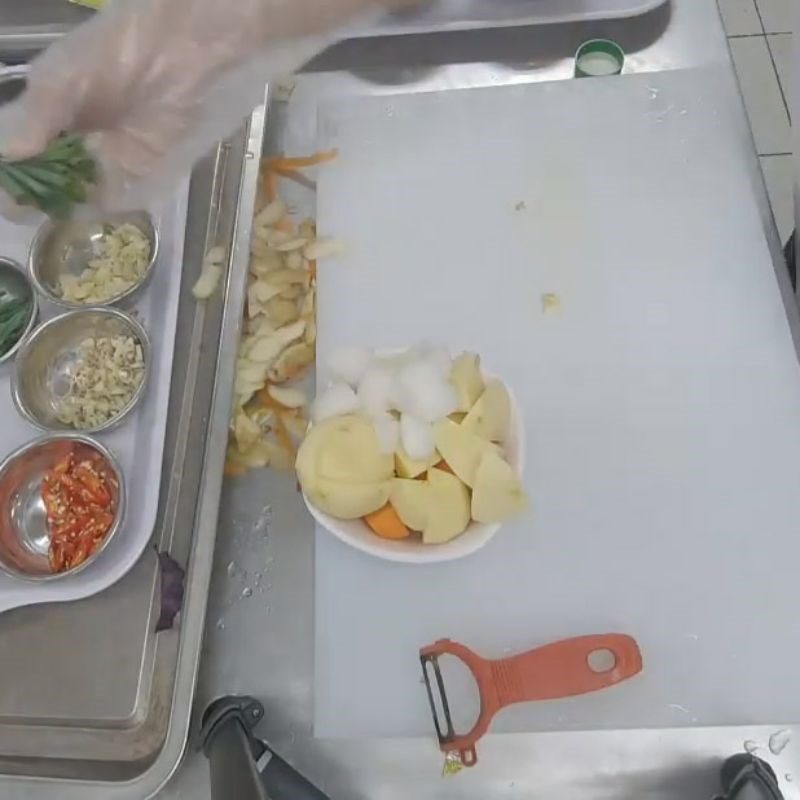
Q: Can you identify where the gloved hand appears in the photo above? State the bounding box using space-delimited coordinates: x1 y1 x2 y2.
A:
1 0 412 211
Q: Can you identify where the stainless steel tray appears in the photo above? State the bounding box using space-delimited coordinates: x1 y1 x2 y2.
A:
0 84 264 797
0 0 668 56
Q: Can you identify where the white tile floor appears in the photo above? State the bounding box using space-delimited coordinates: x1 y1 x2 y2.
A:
719 0 793 245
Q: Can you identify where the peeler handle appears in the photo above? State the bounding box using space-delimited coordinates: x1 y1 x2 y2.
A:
489 633 642 709
419 633 642 765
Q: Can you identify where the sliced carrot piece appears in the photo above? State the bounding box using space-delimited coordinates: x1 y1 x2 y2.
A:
266 150 338 170
263 169 278 203
224 460 247 477
364 504 410 540
273 414 295 460
256 386 273 408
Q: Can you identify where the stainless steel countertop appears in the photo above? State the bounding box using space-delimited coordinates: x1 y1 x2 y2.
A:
0 0 792 797
159 1 799 799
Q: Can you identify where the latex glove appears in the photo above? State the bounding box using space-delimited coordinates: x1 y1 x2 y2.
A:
2 0 408 211
0 86 43 224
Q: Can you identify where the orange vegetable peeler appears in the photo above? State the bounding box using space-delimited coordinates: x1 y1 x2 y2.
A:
419 633 643 766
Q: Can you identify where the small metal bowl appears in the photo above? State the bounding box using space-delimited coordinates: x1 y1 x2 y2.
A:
0 434 125 581
28 211 159 309
0 257 38 364
12 307 150 434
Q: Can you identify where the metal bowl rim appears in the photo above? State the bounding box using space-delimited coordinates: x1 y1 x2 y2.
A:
0 256 39 365
0 64 30 85
11 306 152 434
0 432 127 582
27 212 160 309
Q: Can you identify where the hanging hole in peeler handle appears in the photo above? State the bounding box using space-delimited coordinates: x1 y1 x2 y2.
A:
587 648 617 673
459 746 477 766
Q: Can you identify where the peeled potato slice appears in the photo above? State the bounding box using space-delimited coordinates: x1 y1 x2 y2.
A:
306 478 391 519
471 449 527 523
390 478 431 531
296 415 393 491
449 352 484 412
394 446 439 479
462 379 511 443
315 416 393 484
433 418 492 488
423 468 471 544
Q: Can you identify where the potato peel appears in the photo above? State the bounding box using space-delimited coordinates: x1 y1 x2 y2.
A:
224 155 330 476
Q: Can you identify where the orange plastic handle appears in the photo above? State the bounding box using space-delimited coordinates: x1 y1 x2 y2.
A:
420 633 642 765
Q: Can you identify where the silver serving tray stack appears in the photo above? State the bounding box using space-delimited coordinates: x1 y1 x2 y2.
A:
0 96 265 800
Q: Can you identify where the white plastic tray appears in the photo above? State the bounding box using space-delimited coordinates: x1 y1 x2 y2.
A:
0 185 188 613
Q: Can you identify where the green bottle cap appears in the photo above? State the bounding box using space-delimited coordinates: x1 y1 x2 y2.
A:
574 39 625 78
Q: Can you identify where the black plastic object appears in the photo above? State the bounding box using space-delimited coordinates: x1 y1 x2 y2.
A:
714 753 785 800
785 230 795 292
198 696 331 800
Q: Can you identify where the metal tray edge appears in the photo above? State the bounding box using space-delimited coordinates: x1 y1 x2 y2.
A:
131 98 268 800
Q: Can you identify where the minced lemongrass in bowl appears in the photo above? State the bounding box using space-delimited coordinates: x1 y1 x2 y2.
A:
59 223 151 304
56 335 145 429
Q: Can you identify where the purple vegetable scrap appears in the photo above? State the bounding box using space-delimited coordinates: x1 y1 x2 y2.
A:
156 549 186 632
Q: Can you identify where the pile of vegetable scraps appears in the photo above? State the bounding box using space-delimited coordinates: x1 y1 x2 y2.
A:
223 150 341 476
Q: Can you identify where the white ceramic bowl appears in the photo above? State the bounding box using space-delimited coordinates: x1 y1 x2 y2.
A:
303 370 525 564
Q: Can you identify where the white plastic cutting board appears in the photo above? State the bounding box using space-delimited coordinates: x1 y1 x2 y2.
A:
313 68 800 738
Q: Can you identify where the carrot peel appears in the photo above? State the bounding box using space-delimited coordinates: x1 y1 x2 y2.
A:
263 170 278 203
266 150 338 170
270 165 316 190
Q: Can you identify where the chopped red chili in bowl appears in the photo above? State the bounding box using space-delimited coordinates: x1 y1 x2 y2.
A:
42 448 118 573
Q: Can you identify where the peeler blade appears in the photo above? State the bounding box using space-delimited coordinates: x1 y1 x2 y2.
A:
419 653 455 745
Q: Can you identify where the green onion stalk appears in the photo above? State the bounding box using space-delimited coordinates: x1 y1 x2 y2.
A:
0 134 98 219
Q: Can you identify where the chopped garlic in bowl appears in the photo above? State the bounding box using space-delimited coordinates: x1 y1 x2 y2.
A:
55 335 145 430
59 224 151 304
12 307 151 434
28 211 159 309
